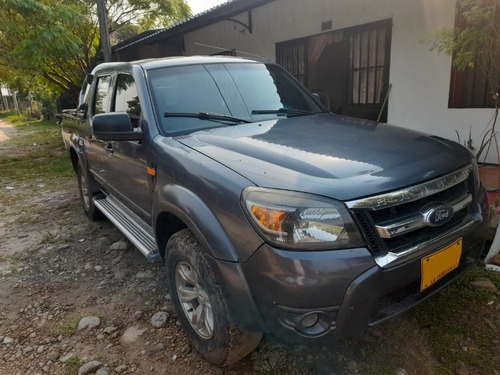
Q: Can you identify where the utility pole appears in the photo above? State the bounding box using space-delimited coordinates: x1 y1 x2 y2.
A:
97 0 112 62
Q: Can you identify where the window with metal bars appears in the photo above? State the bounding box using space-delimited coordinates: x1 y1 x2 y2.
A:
276 19 392 122
347 23 390 105
276 40 307 85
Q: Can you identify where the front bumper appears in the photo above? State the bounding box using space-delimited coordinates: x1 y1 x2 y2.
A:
240 204 488 341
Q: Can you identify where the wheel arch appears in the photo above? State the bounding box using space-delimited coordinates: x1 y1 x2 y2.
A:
69 147 79 173
154 186 266 332
153 184 239 262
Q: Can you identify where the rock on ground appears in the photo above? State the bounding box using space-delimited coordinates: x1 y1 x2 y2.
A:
78 360 102 375
120 326 146 345
455 360 469 375
488 254 500 266
110 240 129 250
77 316 101 331
470 278 497 292
151 311 169 328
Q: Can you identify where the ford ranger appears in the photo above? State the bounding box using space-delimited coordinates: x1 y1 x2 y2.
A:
59 56 489 365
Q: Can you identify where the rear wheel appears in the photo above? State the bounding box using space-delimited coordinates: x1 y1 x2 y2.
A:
77 162 102 220
166 229 262 366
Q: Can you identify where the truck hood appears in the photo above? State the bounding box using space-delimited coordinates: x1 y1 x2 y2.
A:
175 114 473 201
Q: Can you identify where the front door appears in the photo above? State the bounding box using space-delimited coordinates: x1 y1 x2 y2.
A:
87 72 151 219
104 73 151 219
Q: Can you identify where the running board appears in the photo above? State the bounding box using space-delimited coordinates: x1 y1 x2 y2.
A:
93 195 161 263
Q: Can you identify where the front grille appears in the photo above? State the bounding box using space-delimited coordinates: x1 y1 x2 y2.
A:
347 164 479 266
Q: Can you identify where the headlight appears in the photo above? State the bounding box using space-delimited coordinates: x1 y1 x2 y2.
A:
241 187 364 250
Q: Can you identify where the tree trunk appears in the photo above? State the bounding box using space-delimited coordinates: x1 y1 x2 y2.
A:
97 0 112 62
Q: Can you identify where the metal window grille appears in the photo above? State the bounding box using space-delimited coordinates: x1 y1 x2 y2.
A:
348 26 388 105
276 41 307 85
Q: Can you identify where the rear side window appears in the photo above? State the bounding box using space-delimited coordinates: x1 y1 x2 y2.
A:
94 75 111 115
114 74 141 127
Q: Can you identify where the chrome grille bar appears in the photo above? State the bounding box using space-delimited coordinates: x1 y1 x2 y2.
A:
374 210 482 268
375 193 473 238
345 164 472 211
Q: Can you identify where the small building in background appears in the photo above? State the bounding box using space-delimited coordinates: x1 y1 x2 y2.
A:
113 0 500 164
0 87 14 111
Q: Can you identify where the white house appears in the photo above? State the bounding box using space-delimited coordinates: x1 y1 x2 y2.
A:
113 0 500 163
0 86 13 111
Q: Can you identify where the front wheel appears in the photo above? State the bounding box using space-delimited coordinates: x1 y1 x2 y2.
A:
77 162 102 220
165 229 262 366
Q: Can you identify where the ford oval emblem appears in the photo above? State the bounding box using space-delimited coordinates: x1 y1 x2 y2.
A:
424 205 455 227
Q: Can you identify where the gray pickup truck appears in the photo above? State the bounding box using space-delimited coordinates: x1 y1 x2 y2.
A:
59 56 489 365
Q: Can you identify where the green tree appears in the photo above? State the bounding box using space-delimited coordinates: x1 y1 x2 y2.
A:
425 0 499 95
0 0 192 106
424 0 500 163
106 0 192 33
0 0 98 104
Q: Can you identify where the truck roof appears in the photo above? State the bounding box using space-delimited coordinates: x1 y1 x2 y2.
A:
92 55 267 74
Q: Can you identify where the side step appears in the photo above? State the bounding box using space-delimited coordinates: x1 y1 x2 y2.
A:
93 195 161 263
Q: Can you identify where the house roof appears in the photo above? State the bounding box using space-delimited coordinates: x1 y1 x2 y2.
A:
113 0 274 52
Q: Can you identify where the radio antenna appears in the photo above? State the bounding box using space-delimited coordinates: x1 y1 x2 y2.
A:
193 42 268 60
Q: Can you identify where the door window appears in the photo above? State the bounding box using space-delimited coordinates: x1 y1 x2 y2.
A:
94 75 112 115
114 74 141 127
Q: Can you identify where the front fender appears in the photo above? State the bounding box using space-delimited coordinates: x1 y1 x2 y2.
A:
153 184 239 262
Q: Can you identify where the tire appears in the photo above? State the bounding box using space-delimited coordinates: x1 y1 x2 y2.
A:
77 162 103 220
166 229 262 366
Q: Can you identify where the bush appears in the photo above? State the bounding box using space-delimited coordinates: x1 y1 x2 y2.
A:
0 110 17 119
6 114 26 124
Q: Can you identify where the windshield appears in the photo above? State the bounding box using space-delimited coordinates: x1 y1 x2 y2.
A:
147 62 324 135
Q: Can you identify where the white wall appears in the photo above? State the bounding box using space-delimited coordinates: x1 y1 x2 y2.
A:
183 0 497 163
387 0 497 164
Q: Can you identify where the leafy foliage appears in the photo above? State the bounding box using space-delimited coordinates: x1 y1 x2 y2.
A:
0 0 192 106
423 0 499 90
0 0 99 104
423 0 500 165
107 0 192 33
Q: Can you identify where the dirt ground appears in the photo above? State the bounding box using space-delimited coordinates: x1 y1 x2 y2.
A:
0 119 499 375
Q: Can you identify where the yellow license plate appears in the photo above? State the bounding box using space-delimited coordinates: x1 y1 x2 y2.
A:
421 238 462 292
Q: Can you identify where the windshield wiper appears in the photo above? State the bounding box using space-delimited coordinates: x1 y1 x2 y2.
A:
164 112 251 124
251 108 315 116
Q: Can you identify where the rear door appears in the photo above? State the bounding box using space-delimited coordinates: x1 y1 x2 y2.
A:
86 74 113 186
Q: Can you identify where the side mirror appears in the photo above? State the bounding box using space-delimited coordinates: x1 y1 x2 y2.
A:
312 93 331 111
92 112 143 141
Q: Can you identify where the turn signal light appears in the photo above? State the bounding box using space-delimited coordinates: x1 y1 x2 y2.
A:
251 206 286 232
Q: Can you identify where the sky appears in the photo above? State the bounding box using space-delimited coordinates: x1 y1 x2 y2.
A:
187 0 229 15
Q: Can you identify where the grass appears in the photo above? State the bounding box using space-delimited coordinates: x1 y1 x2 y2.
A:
57 312 90 336
0 119 74 193
410 267 500 374
62 356 86 375
320 266 500 375
0 109 42 124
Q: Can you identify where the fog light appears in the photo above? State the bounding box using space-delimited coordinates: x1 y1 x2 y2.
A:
301 313 319 328
277 305 338 337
